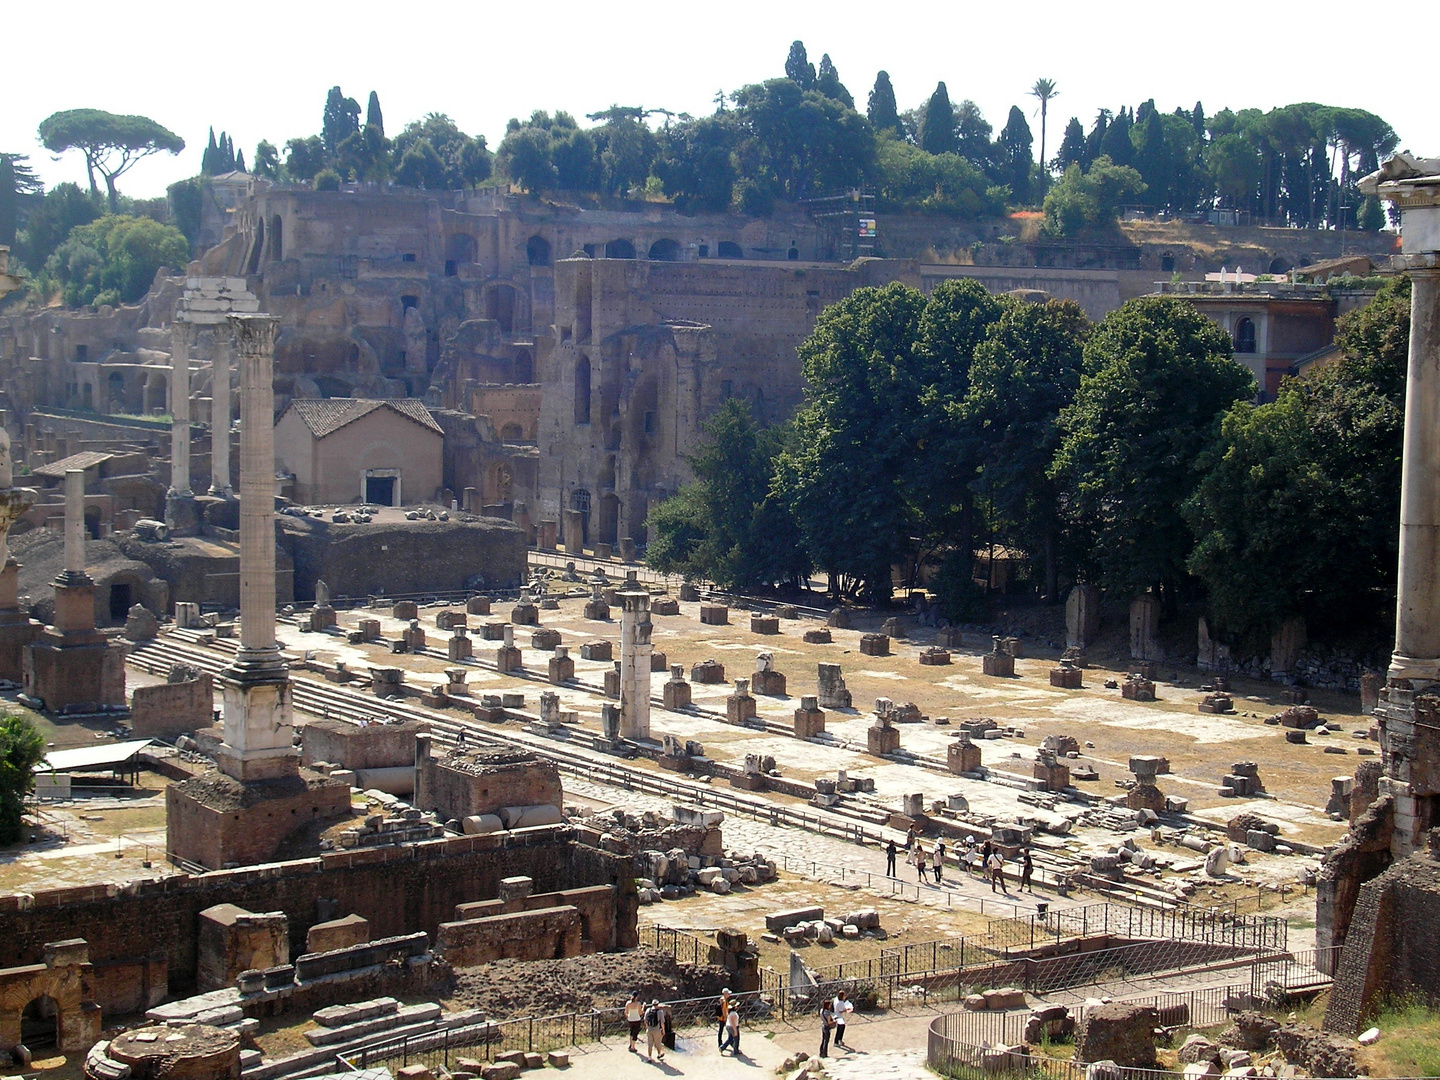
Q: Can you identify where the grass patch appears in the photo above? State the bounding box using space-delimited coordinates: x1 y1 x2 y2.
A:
1360 1000 1440 1078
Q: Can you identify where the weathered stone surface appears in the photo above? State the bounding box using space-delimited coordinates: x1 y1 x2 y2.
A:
1075 1003 1158 1068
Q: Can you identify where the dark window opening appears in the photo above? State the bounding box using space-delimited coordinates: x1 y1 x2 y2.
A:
648 238 681 261
401 295 419 312
22 997 58 1050
787 247 799 261
698 244 709 258
444 260 457 277
365 476 396 505
527 235 551 266
109 583 132 621
604 238 636 259
514 350 534 384
644 410 655 435
401 253 417 263
574 357 592 425
1160 252 1175 273
582 243 596 258
720 380 733 400
485 286 516 334
75 344 88 362
1234 317 1257 354
718 241 743 259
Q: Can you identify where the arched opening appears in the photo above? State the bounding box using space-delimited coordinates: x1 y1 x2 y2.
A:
787 246 799 261
485 285 517 334
144 372 167 415
718 241 744 260
500 423 524 443
245 216 265 276
401 295 419 313
648 238 681 261
597 493 620 547
1159 251 1175 273
84 505 101 540
526 235 551 267
446 234 477 276
107 371 125 412
604 239 636 259
1268 257 1290 276
22 995 59 1050
514 349 534 384
574 356 591 425
1234 317 1257 354
269 215 283 262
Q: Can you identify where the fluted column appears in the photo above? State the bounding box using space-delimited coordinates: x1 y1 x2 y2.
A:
211 333 233 496
170 320 193 496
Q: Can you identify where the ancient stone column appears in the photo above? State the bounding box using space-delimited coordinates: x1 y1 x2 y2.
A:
618 576 652 740
0 427 39 679
169 320 193 496
63 468 85 577
216 313 295 782
210 333 232 495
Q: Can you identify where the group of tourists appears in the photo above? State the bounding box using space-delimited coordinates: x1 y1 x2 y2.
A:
625 992 670 1060
885 833 1036 894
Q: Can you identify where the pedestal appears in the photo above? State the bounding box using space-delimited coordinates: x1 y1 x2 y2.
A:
23 577 126 710
165 491 202 537
0 560 39 681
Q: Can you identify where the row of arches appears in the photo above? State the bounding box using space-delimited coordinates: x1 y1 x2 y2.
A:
525 235 746 266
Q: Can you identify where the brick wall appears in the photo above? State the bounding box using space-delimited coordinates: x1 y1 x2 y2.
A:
300 718 425 771
0 828 635 1002
436 906 582 965
414 748 562 821
131 675 214 739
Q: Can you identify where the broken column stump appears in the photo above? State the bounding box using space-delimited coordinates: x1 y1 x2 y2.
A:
700 603 729 626
663 664 692 710
751 652 786 695
1126 755 1166 811
868 714 901 756
691 658 726 684
727 679 758 724
817 662 852 708
947 734 982 774
982 636 1015 677
1050 659 1083 688
793 695 826 738
547 646 575 684
859 633 890 656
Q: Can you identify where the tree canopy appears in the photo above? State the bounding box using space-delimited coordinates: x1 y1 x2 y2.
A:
38 109 185 212
43 214 189 307
0 713 46 844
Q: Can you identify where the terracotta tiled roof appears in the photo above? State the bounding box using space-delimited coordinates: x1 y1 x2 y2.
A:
32 450 114 478
284 398 444 439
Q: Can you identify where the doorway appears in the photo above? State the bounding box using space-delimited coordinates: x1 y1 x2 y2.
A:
109 582 132 622
365 475 396 506
22 996 58 1050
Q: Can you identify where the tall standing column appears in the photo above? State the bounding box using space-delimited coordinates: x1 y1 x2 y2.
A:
1390 266 1440 684
169 320 193 496
210 333 233 495
50 467 95 635
618 574 652 741
63 468 85 577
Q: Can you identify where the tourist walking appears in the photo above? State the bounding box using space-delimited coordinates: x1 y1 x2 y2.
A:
625 991 644 1053
716 987 731 1050
720 1001 741 1055
987 849 1008 894
912 842 928 884
933 839 946 884
885 839 897 877
644 999 665 1061
962 835 976 874
1021 848 1034 893
905 824 917 850
819 999 836 1058
832 989 853 1048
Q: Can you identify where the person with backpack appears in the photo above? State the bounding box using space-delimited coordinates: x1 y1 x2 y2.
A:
912 842 928 884
987 849 1008 894
625 990 644 1053
885 838 897 877
819 999 836 1058
644 999 665 1061
1021 848 1035 893
933 839 946 884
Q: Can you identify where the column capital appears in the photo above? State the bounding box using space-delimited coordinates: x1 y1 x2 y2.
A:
228 313 280 357
170 317 194 351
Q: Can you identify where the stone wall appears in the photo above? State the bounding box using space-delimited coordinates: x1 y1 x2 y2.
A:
437 906 582 966
131 674 215 739
165 772 352 872
300 718 425 771
414 744 562 822
0 828 635 1005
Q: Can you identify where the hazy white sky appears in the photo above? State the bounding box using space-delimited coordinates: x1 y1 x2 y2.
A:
6 0 1435 200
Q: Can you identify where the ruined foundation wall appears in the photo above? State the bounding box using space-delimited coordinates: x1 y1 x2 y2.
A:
0 830 635 999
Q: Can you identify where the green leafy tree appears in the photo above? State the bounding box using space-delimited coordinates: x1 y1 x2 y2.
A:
166 177 203 252
1186 277 1409 645
0 713 45 844
955 100 994 171
38 109 185 212
589 109 657 196
1050 296 1253 601
337 122 391 183
321 87 361 156
730 79 874 201
394 138 444 188
867 71 903 137
644 400 808 589
13 182 98 272
655 115 739 212
313 169 342 192
0 154 43 249
1029 78 1059 170
872 139 1007 217
815 54 853 108
996 106 1034 204
252 140 281 180
1054 117 1086 173
497 112 565 192
920 82 958 156
966 298 1090 598
44 214 189 307
1084 109 1110 165
392 114 491 189
1357 195 1385 232
1041 156 1146 237
784 41 815 89
776 283 929 601
1099 107 1134 166
284 136 327 182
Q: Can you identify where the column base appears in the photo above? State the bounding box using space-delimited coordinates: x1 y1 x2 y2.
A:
165 491 202 536
1388 652 1440 688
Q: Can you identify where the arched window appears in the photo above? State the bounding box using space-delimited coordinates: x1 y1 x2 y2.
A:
269 215 283 262
485 285 516 334
527 235 551 266
574 356 591 425
514 349 534 384
500 423 524 443
604 238 636 259
717 241 744 259
1234 317 1257 354
648 238 681 261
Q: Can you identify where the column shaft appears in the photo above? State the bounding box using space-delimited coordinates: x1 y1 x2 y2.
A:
211 337 232 494
231 315 280 659
64 469 84 573
170 322 192 495
1391 270 1440 682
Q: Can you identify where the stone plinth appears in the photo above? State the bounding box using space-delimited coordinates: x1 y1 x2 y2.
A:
700 603 729 625
1199 692 1233 714
466 595 492 616
859 633 890 656
948 736 982 774
752 653 785 696
0 558 39 681
1122 674 1156 701
650 597 679 616
548 646 575 684
750 614 780 635
691 659 725 683
1066 584 1100 648
982 650 1015 677
582 587 610 621
678 582 701 602
793 696 825 738
392 600 418 621
495 645 522 672
868 718 901 756
817 662 851 709
1034 750 1070 792
827 608 850 628
306 913 370 954
25 572 127 711
919 647 951 665
651 650 668 671
603 663 620 697
1075 1003 1159 1068
580 640 612 661
1126 755 1166 811
480 621 507 640
449 632 473 661
1050 662 1082 688
531 628 561 650
726 679 757 724
803 628 832 644
106 1024 241 1080
510 602 539 626
663 665 692 710
1129 594 1161 660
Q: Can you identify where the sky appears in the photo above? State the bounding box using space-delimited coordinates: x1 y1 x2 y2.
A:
5 0 1436 201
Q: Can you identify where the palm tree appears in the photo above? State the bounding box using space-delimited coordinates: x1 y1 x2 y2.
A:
1029 78 1059 169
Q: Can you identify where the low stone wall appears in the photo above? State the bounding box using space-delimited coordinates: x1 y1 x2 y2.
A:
131 675 214 739
437 906 582 966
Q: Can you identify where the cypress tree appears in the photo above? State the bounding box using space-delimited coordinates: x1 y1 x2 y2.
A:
868 71 902 136
921 81 957 155
366 91 385 137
